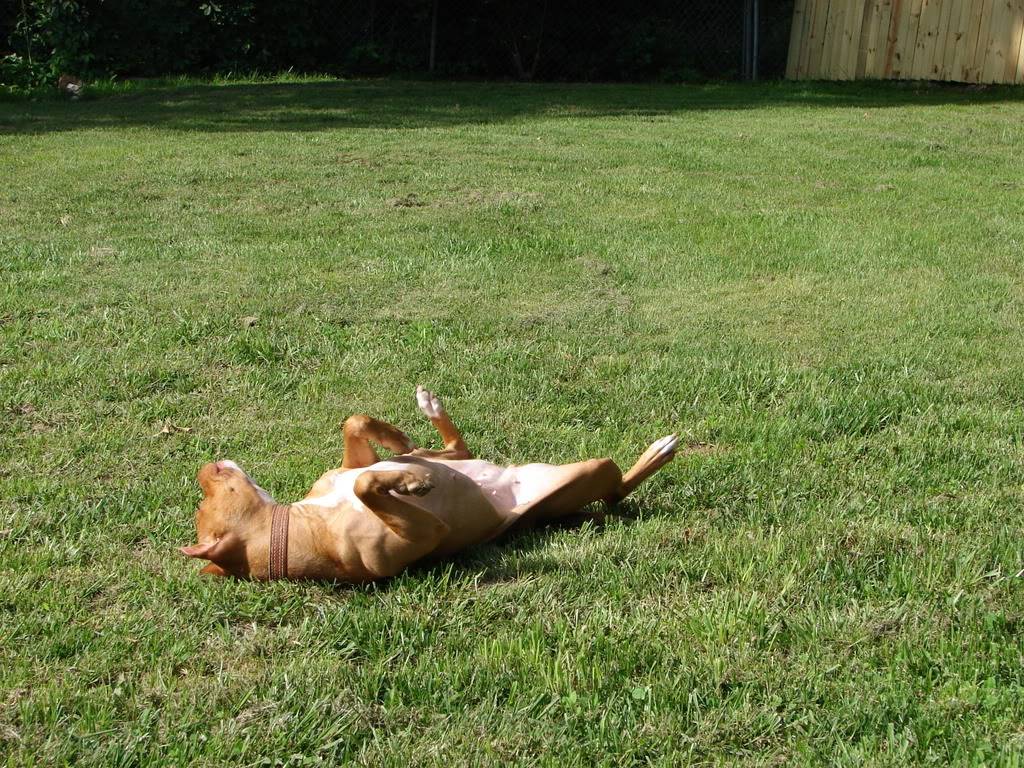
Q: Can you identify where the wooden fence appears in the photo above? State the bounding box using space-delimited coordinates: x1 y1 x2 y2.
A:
787 0 1024 83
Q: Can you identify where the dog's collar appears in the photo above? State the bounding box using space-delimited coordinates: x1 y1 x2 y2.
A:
269 504 290 580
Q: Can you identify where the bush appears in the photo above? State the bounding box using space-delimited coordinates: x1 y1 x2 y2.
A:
0 53 49 91
1 0 795 85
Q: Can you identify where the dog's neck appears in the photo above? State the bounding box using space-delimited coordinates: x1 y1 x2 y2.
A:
247 503 375 582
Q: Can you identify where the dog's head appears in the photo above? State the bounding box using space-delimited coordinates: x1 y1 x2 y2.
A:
181 460 274 577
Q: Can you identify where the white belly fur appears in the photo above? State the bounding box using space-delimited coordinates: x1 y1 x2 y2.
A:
295 459 557 516
294 466 369 512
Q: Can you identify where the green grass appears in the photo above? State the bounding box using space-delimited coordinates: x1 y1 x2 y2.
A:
2 77 1024 765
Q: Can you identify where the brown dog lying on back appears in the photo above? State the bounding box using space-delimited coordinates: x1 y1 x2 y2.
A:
181 387 678 581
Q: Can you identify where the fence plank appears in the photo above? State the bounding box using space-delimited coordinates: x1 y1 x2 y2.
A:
972 1 996 81
981 0 1004 82
798 0 823 77
858 0 883 77
947 0 975 80
910 0 941 78
888 0 915 77
845 0 871 78
877 0 897 78
1005 0 1024 82
834 0 851 78
787 0 1024 83
1017 2 1024 81
960 0 988 81
900 0 925 78
787 0 809 78
991 0 1022 82
796 0 814 78
929 0 955 79
882 0 905 76
823 0 845 77
888 0 905 76
835 0 854 78
816 0 836 77
808 0 835 78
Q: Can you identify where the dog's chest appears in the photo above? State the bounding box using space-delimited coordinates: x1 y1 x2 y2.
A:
297 467 369 511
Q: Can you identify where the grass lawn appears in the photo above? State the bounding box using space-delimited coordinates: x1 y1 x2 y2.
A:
2 77 1024 765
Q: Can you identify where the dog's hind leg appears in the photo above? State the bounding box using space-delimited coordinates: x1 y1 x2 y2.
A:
488 459 622 537
614 434 679 502
411 386 472 460
496 435 678 536
340 414 417 469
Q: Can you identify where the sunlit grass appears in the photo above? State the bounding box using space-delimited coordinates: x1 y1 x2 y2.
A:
1 78 1023 765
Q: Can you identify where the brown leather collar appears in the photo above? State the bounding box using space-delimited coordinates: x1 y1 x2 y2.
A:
269 504 290 580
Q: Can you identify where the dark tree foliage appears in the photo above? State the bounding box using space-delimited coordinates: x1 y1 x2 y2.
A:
1 0 794 87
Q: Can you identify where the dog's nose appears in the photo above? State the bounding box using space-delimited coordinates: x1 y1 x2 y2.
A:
196 461 223 487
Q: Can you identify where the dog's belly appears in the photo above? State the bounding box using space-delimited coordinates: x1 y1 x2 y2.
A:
430 459 569 513
296 458 572 562
432 459 519 512
297 459 557 517
295 459 515 518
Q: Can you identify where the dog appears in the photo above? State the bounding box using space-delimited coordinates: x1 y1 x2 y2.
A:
57 74 84 99
181 387 678 581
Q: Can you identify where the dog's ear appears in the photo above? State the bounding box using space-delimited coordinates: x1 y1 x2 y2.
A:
180 535 243 575
180 541 220 559
180 542 215 558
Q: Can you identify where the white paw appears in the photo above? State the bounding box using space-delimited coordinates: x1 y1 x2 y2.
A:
650 434 679 460
416 385 445 419
392 476 434 497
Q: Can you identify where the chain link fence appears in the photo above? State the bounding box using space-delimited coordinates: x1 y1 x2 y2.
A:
3 1 795 85
248 0 796 81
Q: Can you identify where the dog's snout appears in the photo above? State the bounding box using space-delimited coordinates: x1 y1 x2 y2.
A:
197 460 227 488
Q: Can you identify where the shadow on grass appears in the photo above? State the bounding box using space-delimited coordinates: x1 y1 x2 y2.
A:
365 498 649 590
2 78 1022 136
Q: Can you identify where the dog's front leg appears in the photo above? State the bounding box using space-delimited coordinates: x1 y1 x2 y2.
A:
353 468 450 575
340 414 416 469
411 386 472 460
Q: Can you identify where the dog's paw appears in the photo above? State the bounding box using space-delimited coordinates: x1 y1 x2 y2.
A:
394 475 434 497
638 434 678 471
381 424 416 453
649 434 679 460
416 385 445 419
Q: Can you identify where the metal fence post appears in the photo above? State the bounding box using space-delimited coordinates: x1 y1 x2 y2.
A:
742 0 751 79
429 0 438 72
742 0 760 81
752 0 759 81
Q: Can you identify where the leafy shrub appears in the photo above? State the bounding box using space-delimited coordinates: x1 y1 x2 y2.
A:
1 0 795 84
344 42 391 76
0 53 48 90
